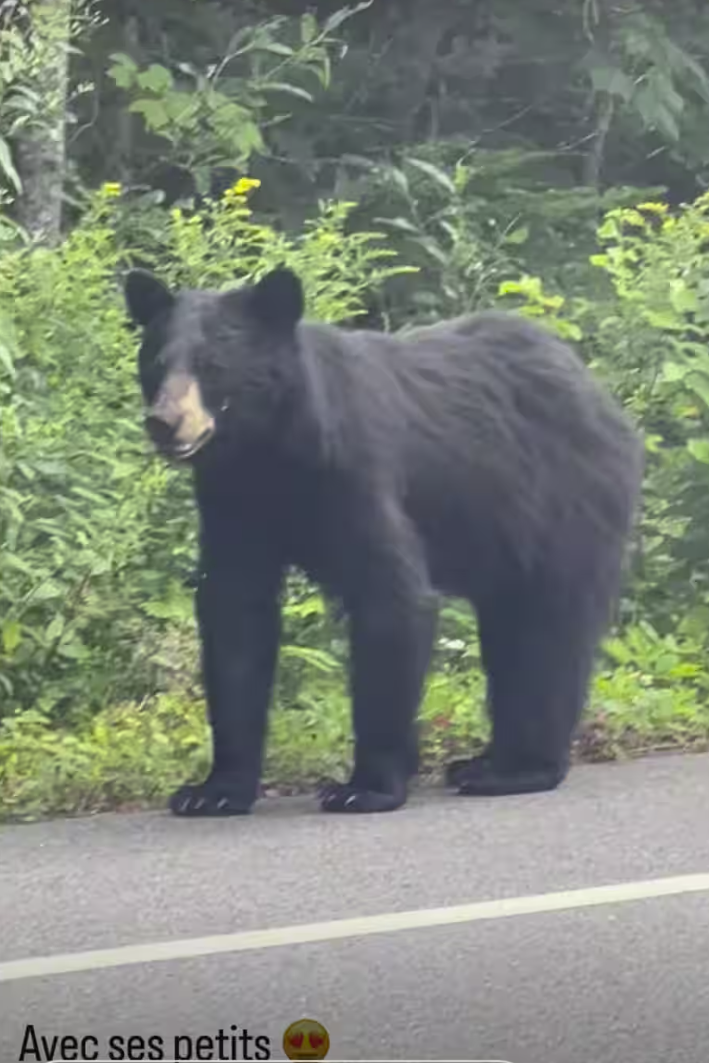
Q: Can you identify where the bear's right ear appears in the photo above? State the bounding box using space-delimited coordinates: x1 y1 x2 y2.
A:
124 269 175 327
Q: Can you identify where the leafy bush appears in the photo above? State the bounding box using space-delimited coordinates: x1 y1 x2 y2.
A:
0 178 413 721
0 667 488 822
0 185 185 720
106 4 371 195
6 142 709 821
6 619 709 822
493 190 709 635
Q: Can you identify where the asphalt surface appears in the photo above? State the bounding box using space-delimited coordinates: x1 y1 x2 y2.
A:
2 752 709 1062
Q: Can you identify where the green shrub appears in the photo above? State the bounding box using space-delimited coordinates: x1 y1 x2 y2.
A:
0 179 414 721
6 167 709 822
5 619 709 822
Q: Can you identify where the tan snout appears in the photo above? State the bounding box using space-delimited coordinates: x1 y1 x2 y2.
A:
145 373 215 459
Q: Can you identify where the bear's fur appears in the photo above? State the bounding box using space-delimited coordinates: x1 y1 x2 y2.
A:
124 266 643 817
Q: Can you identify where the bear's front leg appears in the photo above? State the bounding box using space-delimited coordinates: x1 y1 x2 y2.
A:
320 512 437 814
170 551 283 818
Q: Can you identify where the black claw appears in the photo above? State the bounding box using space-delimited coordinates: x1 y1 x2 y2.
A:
319 781 405 814
447 755 567 797
169 782 254 817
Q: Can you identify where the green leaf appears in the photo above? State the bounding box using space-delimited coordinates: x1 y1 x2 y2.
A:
557 320 583 342
57 638 89 660
687 438 709 464
45 615 65 642
498 280 526 296
386 167 410 198
634 84 680 141
589 253 609 268
260 81 314 103
685 372 709 409
300 13 318 43
662 361 688 383
603 636 633 664
589 65 634 102
1 620 21 655
254 42 294 56
414 237 448 265
162 93 199 126
319 54 331 89
405 157 456 195
229 121 264 159
597 218 620 240
504 225 530 246
0 137 21 192
129 98 171 132
375 216 420 234
136 64 174 94
669 280 699 316
645 310 684 331
280 645 338 673
107 53 138 90
33 581 67 602
0 338 15 378
322 1 373 36
0 553 35 576
89 557 112 576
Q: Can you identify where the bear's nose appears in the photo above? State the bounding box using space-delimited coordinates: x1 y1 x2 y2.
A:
145 411 182 447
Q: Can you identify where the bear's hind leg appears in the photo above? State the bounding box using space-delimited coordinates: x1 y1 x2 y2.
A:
448 591 602 798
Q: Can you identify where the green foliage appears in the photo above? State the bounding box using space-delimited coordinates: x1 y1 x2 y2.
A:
590 195 709 434
5 620 709 821
581 6 709 147
497 275 583 342
6 1 709 818
0 699 210 820
0 185 191 718
0 0 96 199
0 177 414 721
495 189 709 632
153 178 416 322
587 193 709 626
106 4 372 195
341 146 663 328
591 622 709 757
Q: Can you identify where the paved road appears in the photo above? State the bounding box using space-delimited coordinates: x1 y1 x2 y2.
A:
2 753 709 1063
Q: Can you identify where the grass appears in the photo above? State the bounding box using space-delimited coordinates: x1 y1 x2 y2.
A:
2 654 709 823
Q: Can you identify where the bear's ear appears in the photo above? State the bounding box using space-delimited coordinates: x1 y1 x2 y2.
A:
124 269 175 327
248 267 304 332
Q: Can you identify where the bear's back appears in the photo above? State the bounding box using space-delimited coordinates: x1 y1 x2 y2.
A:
294 311 641 592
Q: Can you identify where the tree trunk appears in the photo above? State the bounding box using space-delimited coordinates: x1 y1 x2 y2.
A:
113 15 139 185
14 0 72 244
583 92 615 188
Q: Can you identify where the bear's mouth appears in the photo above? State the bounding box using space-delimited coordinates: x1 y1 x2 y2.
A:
169 425 215 461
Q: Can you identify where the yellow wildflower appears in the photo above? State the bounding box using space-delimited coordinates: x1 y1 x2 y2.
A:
225 177 261 198
101 181 122 198
636 202 668 214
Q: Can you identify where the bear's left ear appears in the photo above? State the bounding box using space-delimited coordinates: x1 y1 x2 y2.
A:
124 269 175 327
248 267 304 332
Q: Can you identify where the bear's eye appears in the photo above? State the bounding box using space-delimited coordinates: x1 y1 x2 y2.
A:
139 353 165 405
195 360 229 410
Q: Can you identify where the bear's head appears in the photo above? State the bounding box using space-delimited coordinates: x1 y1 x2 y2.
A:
124 267 305 463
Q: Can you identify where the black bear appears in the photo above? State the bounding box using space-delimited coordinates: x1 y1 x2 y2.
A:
124 266 643 817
